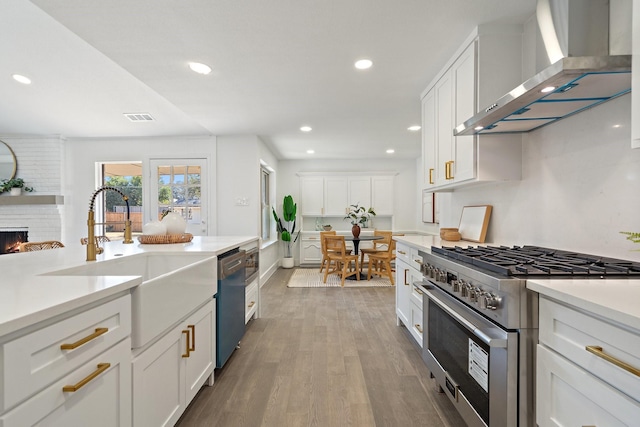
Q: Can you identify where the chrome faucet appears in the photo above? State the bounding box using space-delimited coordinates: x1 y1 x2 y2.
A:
87 186 133 261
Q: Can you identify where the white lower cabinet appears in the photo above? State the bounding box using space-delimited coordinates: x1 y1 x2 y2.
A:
395 243 423 347
245 280 258 324
0 338 131 427
132 300 215 427
300 236 322 266
536 296 640 426
0 294 132 427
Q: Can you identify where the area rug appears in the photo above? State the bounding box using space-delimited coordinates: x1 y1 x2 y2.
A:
287 268 393 288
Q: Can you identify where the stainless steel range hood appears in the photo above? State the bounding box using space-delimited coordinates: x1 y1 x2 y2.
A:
454 0 632 136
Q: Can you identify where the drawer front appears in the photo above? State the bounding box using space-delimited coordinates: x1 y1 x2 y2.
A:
245 282 258 324
410 300 423 348
0 338 132 427
539 297 640 402
536 344 640 427
396 243 411 264
1 294 131 412
410 282 424 307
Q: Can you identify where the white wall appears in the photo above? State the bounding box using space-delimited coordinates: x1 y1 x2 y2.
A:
0 136 65 242
64 135 216 245
276 158 416 264
437 94 640 260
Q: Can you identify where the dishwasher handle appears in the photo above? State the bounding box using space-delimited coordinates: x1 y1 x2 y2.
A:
218 250 246 279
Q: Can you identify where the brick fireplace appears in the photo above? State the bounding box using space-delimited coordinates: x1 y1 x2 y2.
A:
0 228 28 254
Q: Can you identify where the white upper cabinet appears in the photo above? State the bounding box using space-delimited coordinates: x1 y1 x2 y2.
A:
348 176 371 208
299 173 395 217
324 176 349 215
421 25 523 191
633 0 639 148
421 90 436 188
300 177 324 216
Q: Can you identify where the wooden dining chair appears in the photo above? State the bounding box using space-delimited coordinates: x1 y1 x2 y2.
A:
80 235 111 245
319 230 336 273
367 237 396 285
19 241 65 252
359 230 393 273
319 231 353 273
323 235 359 286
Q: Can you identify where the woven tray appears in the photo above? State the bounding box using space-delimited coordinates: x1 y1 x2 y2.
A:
137 233 193 244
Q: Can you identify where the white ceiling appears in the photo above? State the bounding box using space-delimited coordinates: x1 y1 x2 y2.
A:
1 0 535 159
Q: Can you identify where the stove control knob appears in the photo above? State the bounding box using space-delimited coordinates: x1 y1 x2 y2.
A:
451 280 460 293
468 286 479 302
460 281 469 297
478 293 501 310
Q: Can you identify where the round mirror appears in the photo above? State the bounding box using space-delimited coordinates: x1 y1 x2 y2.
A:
0 140 17 181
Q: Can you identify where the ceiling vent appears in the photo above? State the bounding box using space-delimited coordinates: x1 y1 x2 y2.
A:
124 113 155 122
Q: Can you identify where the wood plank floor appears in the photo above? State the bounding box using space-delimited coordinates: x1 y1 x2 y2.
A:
176 268 466 427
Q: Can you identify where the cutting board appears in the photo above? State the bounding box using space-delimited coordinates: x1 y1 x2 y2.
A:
458 205 492 243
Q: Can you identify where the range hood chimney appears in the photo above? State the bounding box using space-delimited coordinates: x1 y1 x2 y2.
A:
454 0 631 136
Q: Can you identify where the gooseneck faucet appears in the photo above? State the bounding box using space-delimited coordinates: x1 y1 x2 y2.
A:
87 186 134 261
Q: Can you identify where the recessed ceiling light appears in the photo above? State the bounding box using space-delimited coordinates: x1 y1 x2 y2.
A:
188 62 212 75
12 74 31 85
307 149 315 154
300 126 312 132
354 59 373 70
408 125 421 131
540 86 555 93
386 149 395 154
613 124 621 128
474 126 484 131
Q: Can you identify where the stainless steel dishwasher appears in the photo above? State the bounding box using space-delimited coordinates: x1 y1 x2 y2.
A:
215 248 246 368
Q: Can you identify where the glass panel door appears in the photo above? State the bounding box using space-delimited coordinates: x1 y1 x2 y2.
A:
149 159 208 236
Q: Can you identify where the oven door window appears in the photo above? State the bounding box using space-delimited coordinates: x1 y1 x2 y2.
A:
429 300 490 424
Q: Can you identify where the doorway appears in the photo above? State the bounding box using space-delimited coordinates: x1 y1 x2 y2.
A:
149 159 208 236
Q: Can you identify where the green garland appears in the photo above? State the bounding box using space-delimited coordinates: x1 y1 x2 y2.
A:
620 231 640 249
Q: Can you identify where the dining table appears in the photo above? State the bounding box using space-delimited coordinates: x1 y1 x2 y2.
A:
343 234 384 280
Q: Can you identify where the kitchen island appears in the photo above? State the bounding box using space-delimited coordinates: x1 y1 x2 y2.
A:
0 235 258 427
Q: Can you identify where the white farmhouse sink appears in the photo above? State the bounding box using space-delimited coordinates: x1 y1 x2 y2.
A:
45 253 217 348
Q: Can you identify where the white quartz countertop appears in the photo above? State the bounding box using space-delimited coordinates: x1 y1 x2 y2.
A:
393 234 484 252
0 235 258 337
527 279 640 331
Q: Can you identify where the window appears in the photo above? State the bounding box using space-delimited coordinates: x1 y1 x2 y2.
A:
261 166 270 240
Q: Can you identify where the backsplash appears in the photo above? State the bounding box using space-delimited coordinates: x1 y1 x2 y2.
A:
0 136 65 242
432 95 640 261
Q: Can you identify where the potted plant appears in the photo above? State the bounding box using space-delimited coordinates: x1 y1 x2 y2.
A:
0 178 34 195
273 195 299 268
344 204 376 237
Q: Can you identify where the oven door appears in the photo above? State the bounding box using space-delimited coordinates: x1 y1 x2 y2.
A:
422 285 518 427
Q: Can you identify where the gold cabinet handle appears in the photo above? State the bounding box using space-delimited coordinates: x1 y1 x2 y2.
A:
414 258 423 265
445 161 455 180
586 346 640 377
182 330 191 358
248 301 255 308
414 288 424 295
63 363 110 392
321 208 324 215
429 168 434 184
61 327 108 350
404 269 409 286
415 324 423 334
398 250 406 255
188 324 195 352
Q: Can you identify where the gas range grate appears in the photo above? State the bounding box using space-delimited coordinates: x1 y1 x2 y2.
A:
431 245 640 277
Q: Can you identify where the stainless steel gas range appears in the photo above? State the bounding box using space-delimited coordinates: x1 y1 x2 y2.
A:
417 245 640 427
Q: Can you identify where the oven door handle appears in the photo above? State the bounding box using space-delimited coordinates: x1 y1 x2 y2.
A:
425 288 507 348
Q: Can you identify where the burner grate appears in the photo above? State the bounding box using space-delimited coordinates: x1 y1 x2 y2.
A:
431 245 640 277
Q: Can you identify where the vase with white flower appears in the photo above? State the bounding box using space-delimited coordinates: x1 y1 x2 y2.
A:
344 204 376 238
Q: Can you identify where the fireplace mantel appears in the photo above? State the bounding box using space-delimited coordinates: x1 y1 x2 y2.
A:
0 195 64 205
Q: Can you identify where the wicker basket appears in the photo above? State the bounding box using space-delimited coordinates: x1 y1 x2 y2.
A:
137 233 193 244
